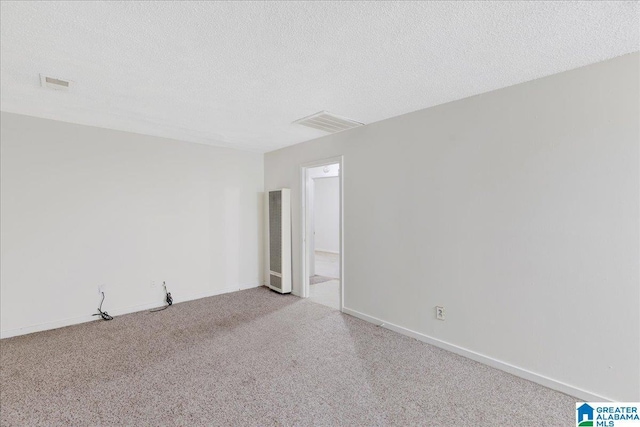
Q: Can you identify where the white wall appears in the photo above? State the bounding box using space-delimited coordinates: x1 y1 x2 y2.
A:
1 112 264 338
307 164 340 179
264 53 640 401
313 177 340 253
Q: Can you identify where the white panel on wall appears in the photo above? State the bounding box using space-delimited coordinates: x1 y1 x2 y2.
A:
264 54 640 401
266 189 292 293
0 112 264 338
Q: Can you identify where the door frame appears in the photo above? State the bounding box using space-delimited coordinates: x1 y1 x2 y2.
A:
300 156 344 311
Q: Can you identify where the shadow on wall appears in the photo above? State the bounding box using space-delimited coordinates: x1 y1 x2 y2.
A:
224 188 241 287
257 192 264 287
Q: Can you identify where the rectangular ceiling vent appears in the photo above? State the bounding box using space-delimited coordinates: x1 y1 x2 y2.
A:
40 74 71 91
293 111 363 134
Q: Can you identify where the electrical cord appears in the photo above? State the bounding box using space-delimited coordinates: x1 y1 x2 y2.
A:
93 291 113 321
150 282 173 313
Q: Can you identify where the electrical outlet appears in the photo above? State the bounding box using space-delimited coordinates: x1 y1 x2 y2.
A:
150 280 156 288
436 306 445 321
98 284 107 294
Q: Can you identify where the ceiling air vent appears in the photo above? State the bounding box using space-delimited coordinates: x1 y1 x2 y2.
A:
293 111 363 134
40 74 71 91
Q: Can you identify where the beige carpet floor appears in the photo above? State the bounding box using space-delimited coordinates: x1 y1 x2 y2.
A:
308 279 340 310
309 275 333 285
1 287 576 426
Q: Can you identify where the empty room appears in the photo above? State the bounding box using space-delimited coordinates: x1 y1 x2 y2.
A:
1 1 638 426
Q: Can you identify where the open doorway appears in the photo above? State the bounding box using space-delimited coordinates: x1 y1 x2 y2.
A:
301 158 342 310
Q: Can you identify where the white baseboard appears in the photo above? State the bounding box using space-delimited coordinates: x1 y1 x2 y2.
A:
0 314 97 340
239 283 261 291
314 249 339 254
341 306 611 402
173 285 240 305
0 285 249 339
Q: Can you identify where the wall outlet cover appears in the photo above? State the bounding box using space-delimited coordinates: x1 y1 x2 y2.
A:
436 306 445 320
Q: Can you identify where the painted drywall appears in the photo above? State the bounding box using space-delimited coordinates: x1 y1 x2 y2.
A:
308 164 340 179
264 53 640 401
0 112 264 338
313 177 340 253
306 164 341 275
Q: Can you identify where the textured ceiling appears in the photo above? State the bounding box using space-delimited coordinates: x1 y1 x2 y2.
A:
1 1 638 152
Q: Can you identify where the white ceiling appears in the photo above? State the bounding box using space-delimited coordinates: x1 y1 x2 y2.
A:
1 1 638 153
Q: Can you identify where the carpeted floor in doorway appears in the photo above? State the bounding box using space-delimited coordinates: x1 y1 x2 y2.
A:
309 275 333 285
0 286 576 426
